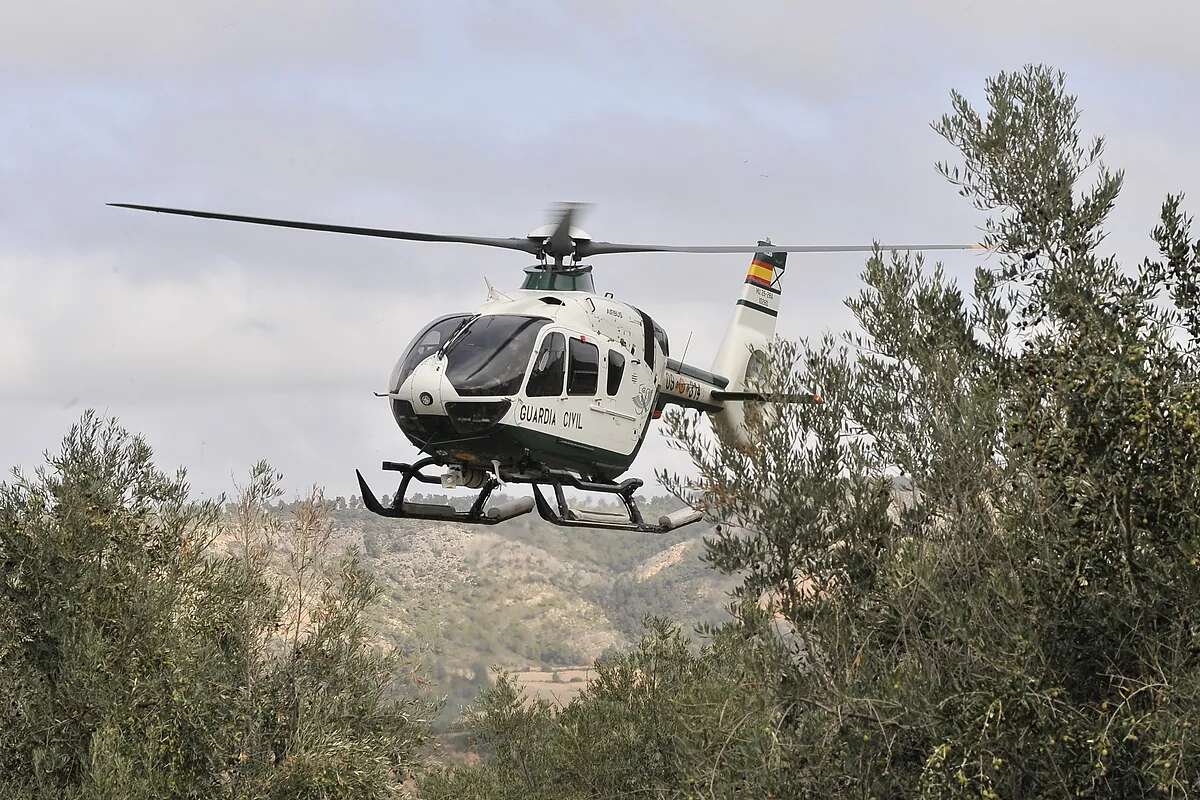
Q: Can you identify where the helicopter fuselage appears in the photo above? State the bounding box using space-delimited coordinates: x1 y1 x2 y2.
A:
386 285 670 483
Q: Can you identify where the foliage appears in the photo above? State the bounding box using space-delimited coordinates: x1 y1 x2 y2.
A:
322 492 728 732
0 413 429 799
601 556 726 640
429 65 1200 797
422 614 798 800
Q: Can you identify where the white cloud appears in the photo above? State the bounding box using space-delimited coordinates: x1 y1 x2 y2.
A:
0 252 482 402
0 1 417 79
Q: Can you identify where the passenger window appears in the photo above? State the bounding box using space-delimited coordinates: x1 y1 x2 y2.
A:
527 332 566 397
607 350 625 396
567 338 599 396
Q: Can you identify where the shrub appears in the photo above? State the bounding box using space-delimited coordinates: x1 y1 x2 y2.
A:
0 413 430 799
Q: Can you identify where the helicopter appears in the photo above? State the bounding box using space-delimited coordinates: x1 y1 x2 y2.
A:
111 202 976 533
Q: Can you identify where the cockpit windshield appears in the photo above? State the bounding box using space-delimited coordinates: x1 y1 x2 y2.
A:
444 314 551 396
391 313 473 391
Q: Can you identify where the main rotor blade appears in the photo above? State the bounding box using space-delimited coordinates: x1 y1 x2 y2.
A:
578 241 983 257
108 203 542 255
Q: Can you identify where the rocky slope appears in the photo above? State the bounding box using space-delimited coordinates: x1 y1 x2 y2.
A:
317 497 735 725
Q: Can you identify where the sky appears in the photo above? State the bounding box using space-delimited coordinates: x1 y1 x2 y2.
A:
3 1 1198 500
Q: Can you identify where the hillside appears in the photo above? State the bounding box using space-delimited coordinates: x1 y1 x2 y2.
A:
225 493 735 728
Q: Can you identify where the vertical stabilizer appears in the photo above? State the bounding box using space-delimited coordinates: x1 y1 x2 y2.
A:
709 241 786 446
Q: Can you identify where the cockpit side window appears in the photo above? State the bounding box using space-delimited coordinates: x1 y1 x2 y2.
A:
632 307 657 369
527 332 566 397
567 338 599 396
445 315 551 397
391 313 472 391
606 350 625 396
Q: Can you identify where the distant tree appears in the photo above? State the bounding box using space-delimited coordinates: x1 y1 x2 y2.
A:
362 530 383 559
423 618 793 800
595 646 621 667
0 413 430 800
470 659 493 690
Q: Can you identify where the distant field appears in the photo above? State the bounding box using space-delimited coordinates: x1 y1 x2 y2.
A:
503 666 594 706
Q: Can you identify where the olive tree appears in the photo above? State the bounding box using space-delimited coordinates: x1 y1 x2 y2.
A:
665 65 1200 797
0 413 429 799
427 66 1200 798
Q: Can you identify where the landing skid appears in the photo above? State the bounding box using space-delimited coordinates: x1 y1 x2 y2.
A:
356 458 534 525
528 475 702 534
355 458 703 534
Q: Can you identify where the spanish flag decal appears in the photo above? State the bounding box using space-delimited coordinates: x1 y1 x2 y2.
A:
744 242 787 289
746 255 775 288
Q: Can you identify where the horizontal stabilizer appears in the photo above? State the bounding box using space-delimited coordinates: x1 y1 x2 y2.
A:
710 390 823 404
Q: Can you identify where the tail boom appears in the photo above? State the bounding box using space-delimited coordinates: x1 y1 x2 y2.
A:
657 357 728 413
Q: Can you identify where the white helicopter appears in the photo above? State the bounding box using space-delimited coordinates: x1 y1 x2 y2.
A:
111 202 974 533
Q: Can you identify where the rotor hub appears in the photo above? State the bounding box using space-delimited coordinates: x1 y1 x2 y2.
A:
525 223 592 245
